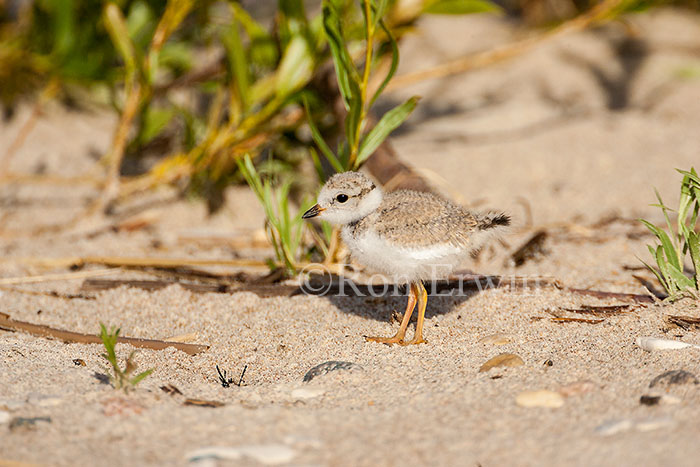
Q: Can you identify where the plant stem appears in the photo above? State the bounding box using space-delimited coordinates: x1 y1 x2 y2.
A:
348 0 374 170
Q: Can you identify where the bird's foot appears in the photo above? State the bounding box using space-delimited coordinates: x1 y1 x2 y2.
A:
364 335 406 346
399 336 427 346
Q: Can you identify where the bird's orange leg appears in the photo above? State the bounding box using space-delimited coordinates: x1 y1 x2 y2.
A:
401 281 428 345
365 283 418 345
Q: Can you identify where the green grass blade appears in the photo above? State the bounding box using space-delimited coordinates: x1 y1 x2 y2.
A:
345 96 363 157
309 147 326 182
666 263 694 290
653 245 677 295
373 0 391 28
423 0 502 14
639 257 669 297
130 369 153 386
356 96 419 166
322 1 361 110
303 96 344 173
654 189 678 249
103 3 138 75
688 231 700 290
640 219 680 271
221 13 250 111
276 35 314 97
677 168 700 186
369 19 399 109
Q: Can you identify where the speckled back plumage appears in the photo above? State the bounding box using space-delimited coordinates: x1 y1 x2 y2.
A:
348 190 486 248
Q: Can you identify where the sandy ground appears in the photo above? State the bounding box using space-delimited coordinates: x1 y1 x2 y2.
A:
2 7 700 467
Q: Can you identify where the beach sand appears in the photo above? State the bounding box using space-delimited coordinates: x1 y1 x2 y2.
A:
1 8 700 466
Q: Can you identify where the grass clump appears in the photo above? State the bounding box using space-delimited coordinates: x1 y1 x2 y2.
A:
99 323 153 392
640 168 700 300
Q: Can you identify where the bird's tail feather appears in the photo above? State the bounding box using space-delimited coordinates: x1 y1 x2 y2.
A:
478 212 511 230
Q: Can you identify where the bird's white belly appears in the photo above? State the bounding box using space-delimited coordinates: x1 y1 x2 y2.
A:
342 228 465 283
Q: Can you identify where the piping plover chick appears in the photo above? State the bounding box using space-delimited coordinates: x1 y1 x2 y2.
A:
303 171 509 345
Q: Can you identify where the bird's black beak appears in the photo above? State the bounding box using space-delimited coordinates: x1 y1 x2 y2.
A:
302 204 325 219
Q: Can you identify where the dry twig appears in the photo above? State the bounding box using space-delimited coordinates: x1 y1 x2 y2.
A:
0 312 208 355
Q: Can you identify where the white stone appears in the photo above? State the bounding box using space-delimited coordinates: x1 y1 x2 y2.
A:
0 410 10 424
515 390 564 408
635 416 674 432
188 444 296 465
27 393 63 407
636 337 700 351
238 445 297 465
0 398 25 410
291 387 325 400
596 419 634 436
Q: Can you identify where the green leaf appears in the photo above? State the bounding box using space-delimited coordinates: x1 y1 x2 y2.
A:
322 1 361 111
278 0 309 47
303 96 344 173
52 0 76 59
221 14 250 110
373 0 391 29
423 0 501 15
130 369 153 386
126 2 155 49
640 219 680 271
688 231 700 290
158 42 193 71
666 263 694 290
104 3 138 75
309 147 327 182
639 257 669 297
369 19 399 108
345 95 363 158
356 96 419 166
653 244 676 294
276 36 314 97
654 189 677 245
139 107 175 144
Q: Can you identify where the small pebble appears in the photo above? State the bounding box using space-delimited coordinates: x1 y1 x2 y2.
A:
635 416 674 432
636 337 699 351
188 444 296 465
478 334 512 345
640 394 681 406
596 419 634 436
516 390 564 408
303 361 362 382
640 395 661 406
649 370 698 388
596 417 674 436
0 398 25 411
559 380 596 397
0 410 10 424
479 353 524 372
27 393 63 407
9 416 51 431
291 387 325 400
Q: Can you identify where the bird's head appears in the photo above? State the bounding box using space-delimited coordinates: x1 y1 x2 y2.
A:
302 172 382 225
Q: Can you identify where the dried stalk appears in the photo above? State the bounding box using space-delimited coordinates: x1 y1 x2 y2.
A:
0 268 120 285
0 312 208 355
5 256 268 270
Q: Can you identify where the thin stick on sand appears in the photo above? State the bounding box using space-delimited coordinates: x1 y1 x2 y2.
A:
0 268 121 285
0 312 209 355
4 256 268 270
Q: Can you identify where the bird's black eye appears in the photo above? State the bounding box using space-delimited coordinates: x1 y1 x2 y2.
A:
336 194 349 203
